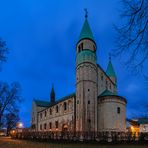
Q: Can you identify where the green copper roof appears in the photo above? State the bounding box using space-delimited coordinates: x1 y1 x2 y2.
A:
76 50 96 65
99 89 116 97
79 19 94 41
34 100 50 107
106 60 116 78
138 118 148 124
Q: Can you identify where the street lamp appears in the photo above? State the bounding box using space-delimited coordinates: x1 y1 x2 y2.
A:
16 122 23 129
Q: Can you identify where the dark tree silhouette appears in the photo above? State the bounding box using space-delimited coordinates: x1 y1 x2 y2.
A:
114 0 148 78
0 82 22 128
4 110 20 135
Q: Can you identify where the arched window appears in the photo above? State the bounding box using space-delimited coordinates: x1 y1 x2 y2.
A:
44 123 47 130
117 107 120 114
40 113 42 119
49 108 52 115
45 111 47 117
55 121 58 128
40 124 42 130
49 122 52 129
56 106 58 113
78 43 83 53
64 102 67 110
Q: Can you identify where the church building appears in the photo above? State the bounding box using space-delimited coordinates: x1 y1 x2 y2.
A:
31 12 127 135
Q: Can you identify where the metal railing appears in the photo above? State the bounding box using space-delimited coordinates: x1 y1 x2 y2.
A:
10 129 148 143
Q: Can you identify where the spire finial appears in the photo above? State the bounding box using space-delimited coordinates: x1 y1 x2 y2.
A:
84 8 88 18
109 53 111 61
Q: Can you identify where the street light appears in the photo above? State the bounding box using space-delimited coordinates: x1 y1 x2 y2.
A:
16 122 23 129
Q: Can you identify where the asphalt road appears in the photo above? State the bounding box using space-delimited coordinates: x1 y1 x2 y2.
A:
0 137 148 148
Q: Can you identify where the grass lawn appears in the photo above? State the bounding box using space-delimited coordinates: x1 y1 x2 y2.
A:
0 137 148 148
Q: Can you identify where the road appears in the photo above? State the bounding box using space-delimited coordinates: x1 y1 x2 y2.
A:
0 137 148 148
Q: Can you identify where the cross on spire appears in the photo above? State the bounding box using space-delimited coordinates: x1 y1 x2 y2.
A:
84 8 88 18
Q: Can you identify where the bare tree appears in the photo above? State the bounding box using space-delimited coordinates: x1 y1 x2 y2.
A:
114 0 148 78
0 38 8 67
0 82 22 128
4 109 20 135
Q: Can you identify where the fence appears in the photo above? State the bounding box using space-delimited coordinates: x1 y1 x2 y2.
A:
10 129 148 143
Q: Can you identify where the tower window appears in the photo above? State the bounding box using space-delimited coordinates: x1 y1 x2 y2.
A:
77 100 79 104
88 100 90 104
78 45 80 52
93 45 96 51
81 43 83 50
117 107 120 114
88 89 90 92
78 43 83 53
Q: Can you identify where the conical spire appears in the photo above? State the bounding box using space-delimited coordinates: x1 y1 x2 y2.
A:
50 85 55 103
106 54 116 78
79 9 94 41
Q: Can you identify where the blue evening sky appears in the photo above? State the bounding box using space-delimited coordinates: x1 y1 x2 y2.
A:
0 0 147 127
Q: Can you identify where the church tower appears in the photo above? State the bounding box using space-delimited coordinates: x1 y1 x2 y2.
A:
106 55 117 85
50 85 55 104
76 10 98 135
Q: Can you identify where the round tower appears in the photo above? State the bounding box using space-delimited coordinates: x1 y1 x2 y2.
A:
76 11 98 136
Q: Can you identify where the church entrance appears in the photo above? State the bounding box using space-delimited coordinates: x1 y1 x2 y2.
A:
62 124 68 132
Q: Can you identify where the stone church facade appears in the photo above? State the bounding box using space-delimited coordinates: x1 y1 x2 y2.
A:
31 14 127 134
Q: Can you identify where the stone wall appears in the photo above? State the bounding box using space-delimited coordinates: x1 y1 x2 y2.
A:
37 96 75 132
98 96 126 132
